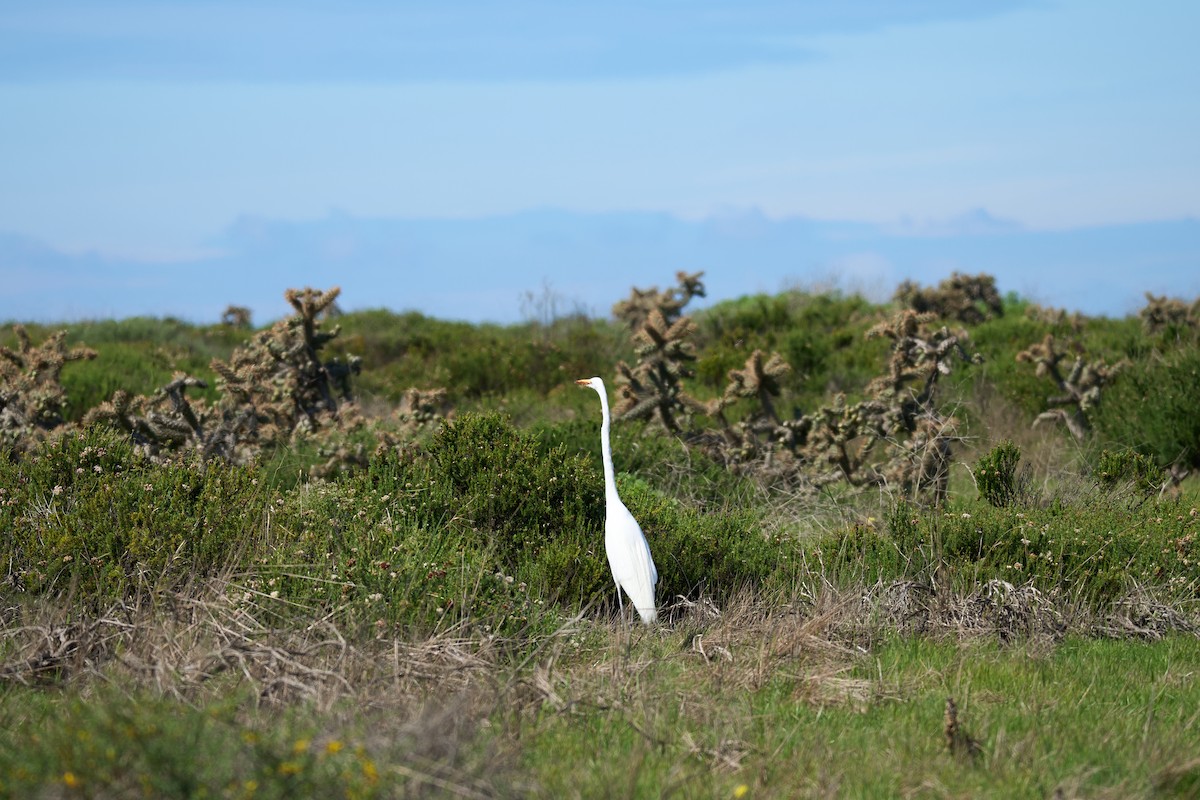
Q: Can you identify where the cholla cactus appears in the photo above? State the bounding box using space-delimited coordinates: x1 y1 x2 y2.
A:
211 286 358 438
702 350 802 470
867 311 979 422
614 309 705 433
801 311 979 502
88 286 365 465
863 312 978 502
605 282 980 501
802 393 891 488
1017 334 1123 441
720 349 790 424
220 305 253 329
1139 292 1199 338
612 270 706 330
84 374 223 460
0 326 96 453
395 387 452 432
894 272 1003 325
1023 303 1085 332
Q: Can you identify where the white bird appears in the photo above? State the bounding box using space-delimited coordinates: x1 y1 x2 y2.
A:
576 377 658 624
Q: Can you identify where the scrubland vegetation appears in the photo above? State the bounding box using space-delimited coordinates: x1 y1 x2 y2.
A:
2 274 1199 798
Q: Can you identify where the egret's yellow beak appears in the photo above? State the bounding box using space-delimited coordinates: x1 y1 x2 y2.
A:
575 379 590 387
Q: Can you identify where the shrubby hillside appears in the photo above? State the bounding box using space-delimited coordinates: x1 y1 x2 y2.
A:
2 273 1198 797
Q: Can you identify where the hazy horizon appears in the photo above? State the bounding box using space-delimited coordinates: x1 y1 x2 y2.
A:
3 1 1197 323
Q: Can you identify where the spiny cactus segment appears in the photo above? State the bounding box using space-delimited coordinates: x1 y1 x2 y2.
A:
894 272 1003 325
614 308 705 434
612 270 706 331
1139 292 1200 339
1016 334 1123 441
0 326 97 453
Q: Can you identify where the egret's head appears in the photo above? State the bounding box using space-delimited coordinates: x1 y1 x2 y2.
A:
575 377 604 392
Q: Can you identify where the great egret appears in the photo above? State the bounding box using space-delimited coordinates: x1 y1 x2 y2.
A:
576 377 659 624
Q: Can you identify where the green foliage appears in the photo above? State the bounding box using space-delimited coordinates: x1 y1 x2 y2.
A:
55 317 247 416
693 290 881 405
389 412 602 562
338 309 630 403
973 440 1023 508
0 686 402 799
617 475 791 598
349 413 787 621
541 414 758 511
1093 448 1166 505
1091 345 1200 469
0 426 264 601
835 494 1200 604
958 312 1147 428
957 312 1062 417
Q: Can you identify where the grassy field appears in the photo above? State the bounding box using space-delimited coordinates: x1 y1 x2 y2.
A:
2 277 1199 797
3 588 1198 798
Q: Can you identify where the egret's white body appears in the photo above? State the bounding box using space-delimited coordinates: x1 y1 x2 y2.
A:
576 377 658 624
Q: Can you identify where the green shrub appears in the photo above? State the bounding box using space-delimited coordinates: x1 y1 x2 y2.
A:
972 441 1023 508
272 412 610 629
0 686 392 799
338 310 630 404
1091 346 1200 469
1093 448 1166 507
54 318 244 419
830 496 1200 605
616 475 790 600
0 426 264 601
693 290 883 408
248 413 792 631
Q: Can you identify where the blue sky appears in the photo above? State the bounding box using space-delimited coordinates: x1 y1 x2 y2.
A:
1 0 1198 322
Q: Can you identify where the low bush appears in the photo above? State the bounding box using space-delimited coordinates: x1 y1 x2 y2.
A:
833 493 1200 605
972 440 1025 508
0 426 264 602
1091 346 1200 469
1093 448 1167 507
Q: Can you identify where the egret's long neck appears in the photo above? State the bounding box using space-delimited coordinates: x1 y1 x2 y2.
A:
597 388 619 501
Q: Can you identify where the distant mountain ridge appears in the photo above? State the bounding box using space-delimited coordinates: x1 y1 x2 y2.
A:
3 209 1198 324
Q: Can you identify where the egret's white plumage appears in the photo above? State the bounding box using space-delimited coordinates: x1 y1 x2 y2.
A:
576 377 658 624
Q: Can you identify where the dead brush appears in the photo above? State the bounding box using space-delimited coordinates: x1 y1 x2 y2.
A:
1097 580 1200 640
0 610 128 687
0 573 502 713
669 590 881 705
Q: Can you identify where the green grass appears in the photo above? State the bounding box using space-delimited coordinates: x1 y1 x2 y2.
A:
513 632 1200 798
